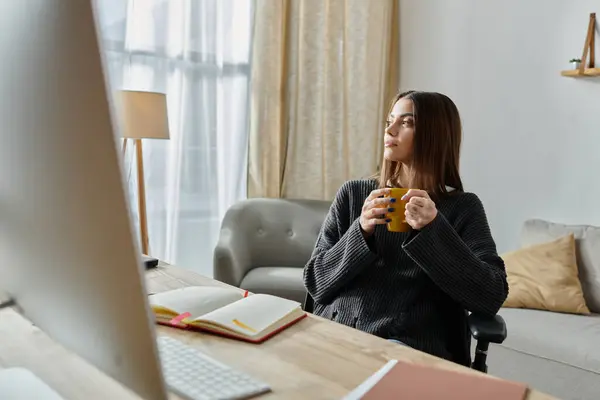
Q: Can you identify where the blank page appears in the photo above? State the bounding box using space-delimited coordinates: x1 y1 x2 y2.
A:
149 286 243 319
198 294 302 337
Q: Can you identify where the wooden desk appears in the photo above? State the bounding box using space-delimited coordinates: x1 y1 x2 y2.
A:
0 264 555 400
147 264 555 400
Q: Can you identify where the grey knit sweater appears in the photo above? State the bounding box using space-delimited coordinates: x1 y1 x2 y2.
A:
303 179 508 364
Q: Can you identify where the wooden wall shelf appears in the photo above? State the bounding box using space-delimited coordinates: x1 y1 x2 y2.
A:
562 13 597 78
561 67 600 77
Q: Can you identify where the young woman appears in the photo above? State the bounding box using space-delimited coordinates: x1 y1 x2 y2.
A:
303 90 508 366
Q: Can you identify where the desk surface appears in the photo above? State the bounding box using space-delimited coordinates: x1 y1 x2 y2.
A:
0 263 555 400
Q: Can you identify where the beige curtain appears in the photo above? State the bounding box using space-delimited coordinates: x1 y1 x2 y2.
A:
248 0 399 200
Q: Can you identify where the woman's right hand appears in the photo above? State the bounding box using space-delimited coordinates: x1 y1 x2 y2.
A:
359 188 395 237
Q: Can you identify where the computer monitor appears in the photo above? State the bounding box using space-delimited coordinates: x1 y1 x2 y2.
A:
0 2 167 400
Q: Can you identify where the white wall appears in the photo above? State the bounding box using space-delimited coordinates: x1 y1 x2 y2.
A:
399 0 600 253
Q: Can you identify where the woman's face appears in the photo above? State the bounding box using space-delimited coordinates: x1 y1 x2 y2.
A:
384 98 414 163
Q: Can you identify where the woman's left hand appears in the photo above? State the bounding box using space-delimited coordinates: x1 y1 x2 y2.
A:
402 189 438 230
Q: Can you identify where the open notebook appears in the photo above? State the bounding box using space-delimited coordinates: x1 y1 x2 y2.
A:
148 286 306 343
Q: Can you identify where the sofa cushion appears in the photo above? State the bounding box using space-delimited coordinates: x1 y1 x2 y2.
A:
240 267 306 303
485 342 600 400
502 234 590 314
521 219 600 313
498 308 600 374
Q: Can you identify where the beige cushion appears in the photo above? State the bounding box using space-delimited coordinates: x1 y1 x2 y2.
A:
502 234 590 314
521 219 600 313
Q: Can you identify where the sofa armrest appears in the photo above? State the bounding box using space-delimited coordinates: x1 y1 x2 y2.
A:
213 229 252 287
468 313 507 344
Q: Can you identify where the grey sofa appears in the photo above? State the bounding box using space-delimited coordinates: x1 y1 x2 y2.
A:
483 219 600 400
213 198 331 303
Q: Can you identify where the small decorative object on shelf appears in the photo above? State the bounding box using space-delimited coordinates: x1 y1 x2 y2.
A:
561 13 599 78
569 58 581 69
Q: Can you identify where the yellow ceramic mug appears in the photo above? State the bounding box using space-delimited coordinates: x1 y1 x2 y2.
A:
385 188 411 232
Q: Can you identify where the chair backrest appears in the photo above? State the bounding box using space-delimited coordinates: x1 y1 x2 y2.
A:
219 198 332 268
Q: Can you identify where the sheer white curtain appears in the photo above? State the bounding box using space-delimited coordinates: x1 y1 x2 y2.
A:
96 0 253 276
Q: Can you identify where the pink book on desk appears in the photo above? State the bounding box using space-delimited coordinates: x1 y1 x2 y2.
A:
359 360 528 400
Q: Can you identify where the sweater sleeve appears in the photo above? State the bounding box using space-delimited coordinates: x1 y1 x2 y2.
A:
303 183 377 304
402 193 508 316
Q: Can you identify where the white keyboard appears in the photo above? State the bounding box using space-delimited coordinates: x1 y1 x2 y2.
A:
156 336 271 400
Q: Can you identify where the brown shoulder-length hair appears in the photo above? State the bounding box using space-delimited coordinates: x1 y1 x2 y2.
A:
377 90 464 199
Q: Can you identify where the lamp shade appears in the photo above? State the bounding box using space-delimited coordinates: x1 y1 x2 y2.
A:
118 90 170 140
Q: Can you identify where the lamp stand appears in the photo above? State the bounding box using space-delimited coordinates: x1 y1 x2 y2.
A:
123 138 150 255
135 139 150 255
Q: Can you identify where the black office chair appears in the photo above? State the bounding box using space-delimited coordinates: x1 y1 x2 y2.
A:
303 293 506 374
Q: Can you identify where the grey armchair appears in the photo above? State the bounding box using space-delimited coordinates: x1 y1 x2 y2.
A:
213 198 332 303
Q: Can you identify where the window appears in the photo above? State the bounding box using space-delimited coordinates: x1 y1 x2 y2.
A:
96 0 253 275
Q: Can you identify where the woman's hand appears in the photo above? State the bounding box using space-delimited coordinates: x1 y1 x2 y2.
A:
402 189 438 230
359 188 394 237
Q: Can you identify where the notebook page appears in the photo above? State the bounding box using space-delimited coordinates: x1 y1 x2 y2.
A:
197 294 302 336
149 286 243 319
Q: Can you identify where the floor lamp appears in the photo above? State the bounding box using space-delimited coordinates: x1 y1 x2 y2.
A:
119 90 170 256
